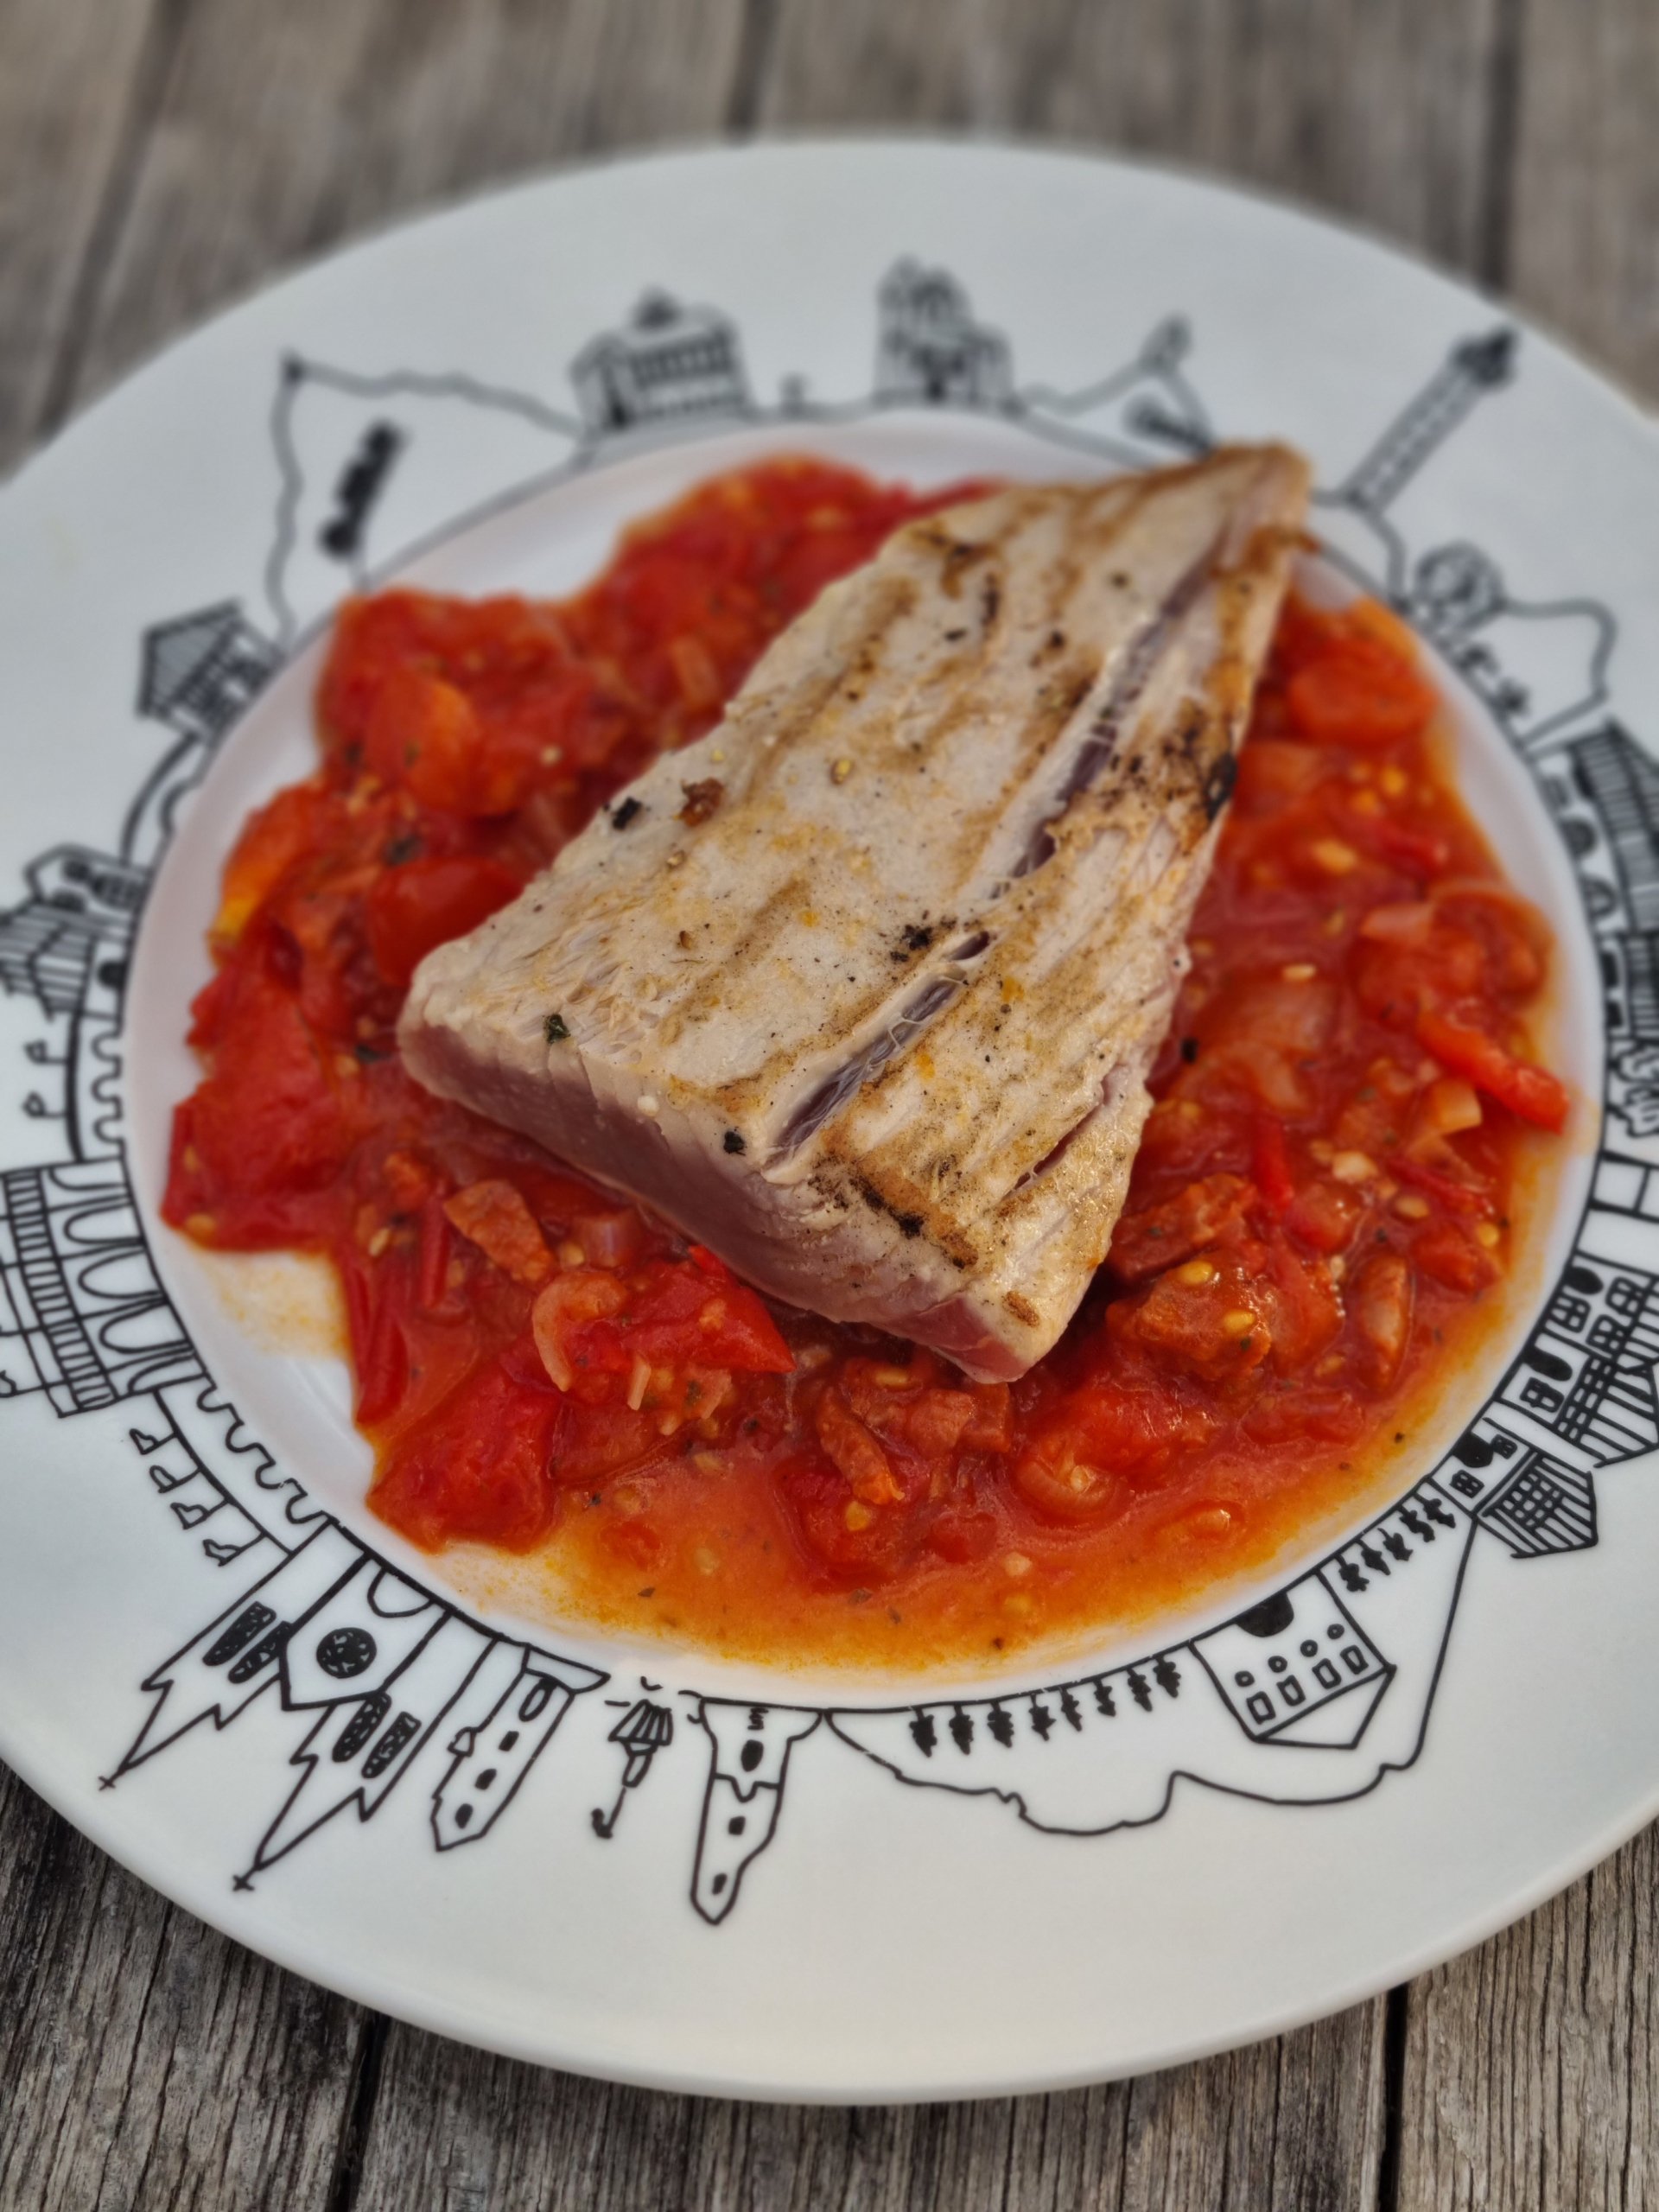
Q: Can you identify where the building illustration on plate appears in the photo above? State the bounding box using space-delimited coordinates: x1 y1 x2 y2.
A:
0 596 285 1419
570 290 750 436
125 602 283 868
875 259 1014 408
0 839 196 1416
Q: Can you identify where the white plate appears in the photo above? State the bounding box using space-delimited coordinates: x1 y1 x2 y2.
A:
3 139 1659 2102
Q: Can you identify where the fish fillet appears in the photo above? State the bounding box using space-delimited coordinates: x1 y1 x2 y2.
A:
400 447 1312 1382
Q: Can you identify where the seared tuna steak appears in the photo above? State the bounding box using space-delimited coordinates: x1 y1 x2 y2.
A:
400 448 1312 1380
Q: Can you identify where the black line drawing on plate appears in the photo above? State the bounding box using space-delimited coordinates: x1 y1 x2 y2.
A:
127 601 282 868
591 1698 675 1840
319 421 406 570
1313 327 1616 750
1318 328 1517 594
1407 543 1614 752
1020 313 1212 461
876 259 1015 409
572 289 751 437
265 356 584 646
690 1702 821 1924
257 264 1221 655
3 262 1656 1923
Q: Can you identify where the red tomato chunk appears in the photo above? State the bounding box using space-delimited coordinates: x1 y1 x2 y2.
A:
162 464 1567 1662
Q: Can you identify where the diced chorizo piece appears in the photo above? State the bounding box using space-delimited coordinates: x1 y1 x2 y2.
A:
894 1388 977 1460
1109 1173 1255 1282
960 1382 1014 1453
442 1179 552 1286
813 1389 904 1505
1109 1255 1272 1385
1412 1223 1501 1294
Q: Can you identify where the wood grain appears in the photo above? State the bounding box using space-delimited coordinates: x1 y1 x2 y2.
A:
53 0 753 427
1395 1821 1659 2212
0 0 166 469
760 0 1508 275
350 1996 1383 2211
0 1764 367 2211
1508 0 1659 406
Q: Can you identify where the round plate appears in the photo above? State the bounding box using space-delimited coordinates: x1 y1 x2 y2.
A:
4 140 1659 2102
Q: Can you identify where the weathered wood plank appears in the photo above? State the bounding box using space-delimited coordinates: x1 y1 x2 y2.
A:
350 1997 1383 2211
0 0 163 469
1395 1821 1659 2212
1507 0 1659 405
760 0 1506 276
51 0 753 429
0 1764 367 2212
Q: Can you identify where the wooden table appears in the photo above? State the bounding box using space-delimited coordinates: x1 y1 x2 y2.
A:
3 3 1656 2204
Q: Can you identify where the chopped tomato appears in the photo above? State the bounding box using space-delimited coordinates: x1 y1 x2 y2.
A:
366 666 500 813
1250 1119 1296 1217
1287 639 1436 747
1284 1179 1363 1255
371 1363 561 1550
213 784 330 945
1259 1242 1343 1371
365 855 522 988
1413 1223 1502 1294
1392 1153 1493 1217
1014 1385 1210 1523
1416 1012 1569 1131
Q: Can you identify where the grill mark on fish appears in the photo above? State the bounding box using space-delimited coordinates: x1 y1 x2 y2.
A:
727 571 920 779
772 975 963 1158
767 929 995 1160
1013 529 1226 879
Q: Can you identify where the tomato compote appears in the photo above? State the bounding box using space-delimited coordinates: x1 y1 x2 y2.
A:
163 459 1567 1669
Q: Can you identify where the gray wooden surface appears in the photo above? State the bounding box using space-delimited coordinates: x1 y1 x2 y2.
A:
1 2 1655 2205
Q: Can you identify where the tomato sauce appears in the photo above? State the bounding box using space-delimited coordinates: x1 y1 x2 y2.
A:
162 459 1568 1668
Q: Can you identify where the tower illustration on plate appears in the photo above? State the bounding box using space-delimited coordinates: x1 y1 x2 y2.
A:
1316 328 1517 593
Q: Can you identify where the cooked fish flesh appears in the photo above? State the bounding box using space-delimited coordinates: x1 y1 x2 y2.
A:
400 447 1312 1382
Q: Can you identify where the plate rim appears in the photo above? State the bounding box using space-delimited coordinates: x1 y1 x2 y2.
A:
5 130 1659 2101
